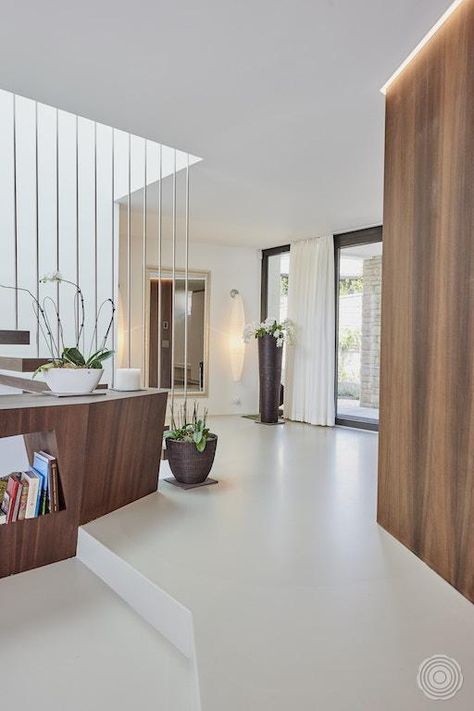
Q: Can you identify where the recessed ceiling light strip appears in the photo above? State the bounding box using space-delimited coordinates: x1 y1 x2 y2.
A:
381 0 465 94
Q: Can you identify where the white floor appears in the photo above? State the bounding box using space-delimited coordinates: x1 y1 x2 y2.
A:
0 559 197 710
337 397 379 420
78 417 473 711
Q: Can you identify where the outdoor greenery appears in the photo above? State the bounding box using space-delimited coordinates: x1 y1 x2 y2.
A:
339 327 361 352
280 274 289 296
339 277 363 296
165 402 213 453
338 327 361 400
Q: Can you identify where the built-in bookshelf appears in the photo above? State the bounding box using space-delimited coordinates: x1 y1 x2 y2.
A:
0 389 167 578
0 431 65 527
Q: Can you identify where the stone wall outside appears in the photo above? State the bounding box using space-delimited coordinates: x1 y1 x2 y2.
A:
360 256 382 408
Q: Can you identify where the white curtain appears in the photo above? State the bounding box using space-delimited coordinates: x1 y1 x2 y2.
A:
284 236 335 426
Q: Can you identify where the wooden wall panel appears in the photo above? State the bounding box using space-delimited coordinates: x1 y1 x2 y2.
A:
378 0 474 603
79 391 167 523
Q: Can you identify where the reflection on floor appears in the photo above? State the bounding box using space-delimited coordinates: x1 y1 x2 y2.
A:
0 559 197 711
337 397 379 420
82 417 474 711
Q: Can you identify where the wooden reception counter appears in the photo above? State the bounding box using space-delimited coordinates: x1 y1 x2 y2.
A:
0 389 168 578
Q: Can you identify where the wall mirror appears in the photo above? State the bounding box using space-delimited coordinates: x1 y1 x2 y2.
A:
146 268 209 395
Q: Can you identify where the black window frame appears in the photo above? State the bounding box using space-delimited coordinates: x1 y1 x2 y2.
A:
260 244 290 321
334 226 382 432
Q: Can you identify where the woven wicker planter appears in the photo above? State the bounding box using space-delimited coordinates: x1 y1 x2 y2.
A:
167 436 218 485
258 334 283 423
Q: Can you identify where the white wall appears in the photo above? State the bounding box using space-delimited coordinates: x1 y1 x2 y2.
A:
0 435 29 475
0 90 198 387
0 90 117 384
119 209 260 415
174 240 259 415
0 88 260 415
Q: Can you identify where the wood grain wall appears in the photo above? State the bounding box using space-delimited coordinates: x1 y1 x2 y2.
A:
378 0 474 603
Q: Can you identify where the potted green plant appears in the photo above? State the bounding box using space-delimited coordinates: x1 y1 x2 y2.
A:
164 403 217 485
36 346 114 394
0 271 114 395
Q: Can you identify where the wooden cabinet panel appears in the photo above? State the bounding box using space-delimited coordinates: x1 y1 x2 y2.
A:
0 390 167 578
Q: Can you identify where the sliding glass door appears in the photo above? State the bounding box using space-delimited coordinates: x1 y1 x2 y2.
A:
334 228 382 430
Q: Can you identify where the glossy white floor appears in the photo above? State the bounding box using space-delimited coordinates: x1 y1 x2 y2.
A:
78 417 473 711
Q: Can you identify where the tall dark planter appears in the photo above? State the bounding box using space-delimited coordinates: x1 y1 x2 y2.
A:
258 334 283 423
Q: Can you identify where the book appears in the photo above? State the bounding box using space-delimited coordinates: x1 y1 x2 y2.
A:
17 478 29 521
12 475 23 522
32 452 49 515
0 491 10 523
38 451 60 513
21 470 40 519
0 476 8 505
5 474 22 523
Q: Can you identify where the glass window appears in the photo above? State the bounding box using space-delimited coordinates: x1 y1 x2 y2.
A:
335 236 382 427
263 250 289 323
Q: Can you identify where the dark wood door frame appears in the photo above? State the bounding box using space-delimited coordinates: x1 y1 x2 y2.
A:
149 279 173 388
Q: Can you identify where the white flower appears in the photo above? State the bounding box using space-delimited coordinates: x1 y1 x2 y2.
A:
244 317 295 344
243 322 258 343
40 270 63 284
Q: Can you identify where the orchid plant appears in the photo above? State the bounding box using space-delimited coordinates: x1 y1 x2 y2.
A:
0 270 115 375
165 401 213 452
243 317 294 348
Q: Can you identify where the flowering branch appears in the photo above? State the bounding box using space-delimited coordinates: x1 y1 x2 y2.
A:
40 271 85 348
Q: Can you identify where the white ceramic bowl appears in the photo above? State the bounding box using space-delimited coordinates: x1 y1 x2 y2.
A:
44 368 103 395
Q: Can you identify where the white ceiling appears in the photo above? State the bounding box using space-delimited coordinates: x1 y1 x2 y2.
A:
0 0 452 248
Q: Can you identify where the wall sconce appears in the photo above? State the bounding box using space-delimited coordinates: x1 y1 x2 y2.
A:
229 289 245 382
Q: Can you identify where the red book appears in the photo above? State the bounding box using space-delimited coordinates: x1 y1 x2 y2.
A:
6 474 22 523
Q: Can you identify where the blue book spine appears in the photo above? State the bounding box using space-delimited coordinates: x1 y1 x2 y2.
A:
33 453 50 515
33 469 45 516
